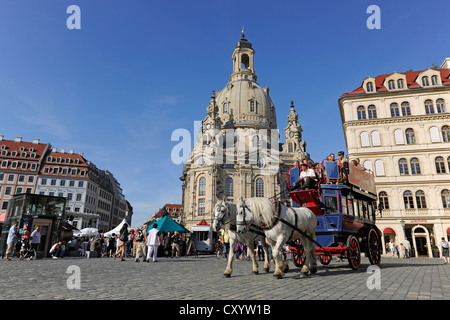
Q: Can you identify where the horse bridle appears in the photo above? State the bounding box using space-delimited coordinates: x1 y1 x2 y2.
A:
214 202 235 227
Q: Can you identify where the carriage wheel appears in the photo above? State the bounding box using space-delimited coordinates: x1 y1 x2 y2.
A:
347 236 361 270
291 245 305 268
319 253 332 265
367 229 381 266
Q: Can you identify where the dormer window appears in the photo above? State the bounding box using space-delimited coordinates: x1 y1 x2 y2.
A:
20 147 25 152
422 76 430 87
397 79 404 89
366 82 374 92
11 151 18 157
47 156 53 162
56 157 62 163
388 80 395 90
432 75 439 86
65 158 71 164
1 150 8 156
74 159 79 165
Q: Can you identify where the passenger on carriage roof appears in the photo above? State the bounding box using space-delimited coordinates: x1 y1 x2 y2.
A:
299 163 317 190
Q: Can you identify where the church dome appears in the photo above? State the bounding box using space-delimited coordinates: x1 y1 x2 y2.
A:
214 32 277 129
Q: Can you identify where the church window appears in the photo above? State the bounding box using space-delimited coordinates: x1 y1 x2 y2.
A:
288 142 294 153
223 102 228 114
255 178 264 197
225 177 234 197
442 189 450 208
198 177 206 196
198 198 205 216
249 100 256 113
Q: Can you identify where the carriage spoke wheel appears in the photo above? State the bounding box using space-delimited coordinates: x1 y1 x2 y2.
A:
319 253 332 265
367 229 381 266
291 244 305 268
347 236 361 270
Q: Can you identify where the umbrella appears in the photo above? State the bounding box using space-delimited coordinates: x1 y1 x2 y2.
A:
74 228 98 237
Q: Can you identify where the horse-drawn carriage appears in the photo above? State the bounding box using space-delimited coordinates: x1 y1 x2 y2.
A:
285 160 382 271
214 159 382 279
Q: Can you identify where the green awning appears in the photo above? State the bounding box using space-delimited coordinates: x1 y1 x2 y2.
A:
147 216 190 233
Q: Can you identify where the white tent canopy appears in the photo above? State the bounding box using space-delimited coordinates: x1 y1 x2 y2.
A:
73 228 98 237
104 219 129 237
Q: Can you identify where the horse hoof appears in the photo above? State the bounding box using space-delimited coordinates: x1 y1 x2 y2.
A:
263 268 269 273
223 274 231 278
300 272 309 278
252 271 259 275
273 274 283 279
310 267 317 274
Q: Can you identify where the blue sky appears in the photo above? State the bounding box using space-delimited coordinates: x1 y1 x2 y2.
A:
1 0 449 228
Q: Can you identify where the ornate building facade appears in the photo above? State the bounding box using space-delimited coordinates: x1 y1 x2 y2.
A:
339 58 450 257
180 32 309 229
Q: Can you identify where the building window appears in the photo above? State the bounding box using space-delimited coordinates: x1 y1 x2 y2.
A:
410 158 421 175
76 194 82 201
374 159 385 176
422 76 429 87
397 79 404 89
442 125 450 142
223 102 228 114
425 100 434 114
390 103 400 117
442 189 450 208
401 102 411 116
255 178 264 197
360 131 370 147
431 75 439 86
366 82 374 92
367 105 377 119
249 100 256 113
435 156 446 174
378 191 389 209
357 106 366 120
415 190 427 209
198 177 206 196
225 177 234 197
41 178 47 185
405 128 416 145
398 158 409 175
388 80 395 90
403 190 414 209
436 99 446 113
198 198 205 216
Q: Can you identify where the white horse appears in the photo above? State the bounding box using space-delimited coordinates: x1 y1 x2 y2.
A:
213 199 271 278
236 197 318 279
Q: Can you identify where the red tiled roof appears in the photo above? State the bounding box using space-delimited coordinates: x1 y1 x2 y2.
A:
0 138 48 172
342 69 450 97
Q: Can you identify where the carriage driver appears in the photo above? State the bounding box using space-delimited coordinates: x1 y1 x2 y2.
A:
299 163 317 190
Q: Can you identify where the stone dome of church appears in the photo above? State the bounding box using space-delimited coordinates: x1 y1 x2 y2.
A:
213 31 277 129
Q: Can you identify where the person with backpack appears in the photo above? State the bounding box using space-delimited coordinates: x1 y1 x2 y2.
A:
441 237 449 264
134 226 147 262
106 234 116 257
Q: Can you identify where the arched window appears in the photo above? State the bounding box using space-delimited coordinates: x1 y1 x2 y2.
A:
288 142 294 153
368 105 377 119
397 79 404 89
422 76 430 87
442 125 450 142
399 158 409 175
431 75 439 86
366 82 374 92
388 80 395 90
223 102 229 114
401 102 411 116
405 128 416 144
378 191 389 209
394 129 405 144
442 189 450 208
430 126 440 142
360 131 370 147
198 177 206 196
410 158 421 175
415 190 427 209
255 178 264 197
357 106 366 120
425 100 434 114
374 159 385 176
403 190 414 209
371 131 381 146
249 100 256 113
225 177 234 197
435 156 446 174
437 99 446 113
390 103 400 117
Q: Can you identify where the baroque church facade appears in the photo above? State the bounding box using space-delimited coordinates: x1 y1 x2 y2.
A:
180 32 309 229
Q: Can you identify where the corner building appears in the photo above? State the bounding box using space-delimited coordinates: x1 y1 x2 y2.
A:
339 58 450 257
180 32 309 229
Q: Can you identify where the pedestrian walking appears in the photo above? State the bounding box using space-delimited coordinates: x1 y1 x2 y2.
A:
29 225 41 253
146 224 160 262
163 232 172 257
5 221 20 261
171 231 182 257
441 237 450 264
114 223 128 261
388 239 396 257
399 243 406 258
